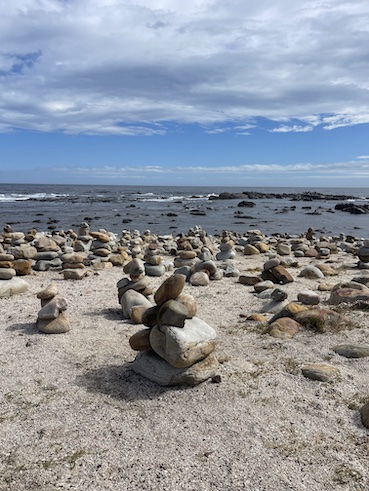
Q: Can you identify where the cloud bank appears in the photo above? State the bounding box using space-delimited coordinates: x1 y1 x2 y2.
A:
1 0 369 135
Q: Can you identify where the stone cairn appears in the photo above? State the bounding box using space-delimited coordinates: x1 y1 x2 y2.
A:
36 283 71 334
117 258 153 324
126 274 219 386
0 226 29 297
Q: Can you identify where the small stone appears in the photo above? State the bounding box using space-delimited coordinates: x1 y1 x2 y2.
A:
271 288 288 302
301 363 339 382
263 258 280 270
176 293 197 317
190 271 210 286
0 268 16 280
254 280 274 293
37 312 71 334
276 243 291 255
144 264 166 277
261 265 294 284
38 295 68 320
37 283 58 300
333 344 369 358
63 269 87 280
154 274 186 306
130 305 148 324
264 317 300 338
120 290 152 320
157 299 191 328
239 275 261 286
361 401 369 429
129 329 152 351
243 244 260 255
142 306 160 328
297 290 320 305
298 266 324 279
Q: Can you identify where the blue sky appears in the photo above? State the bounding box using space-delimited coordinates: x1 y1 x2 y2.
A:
1 0 369 187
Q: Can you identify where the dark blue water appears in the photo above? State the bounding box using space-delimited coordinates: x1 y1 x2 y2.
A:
1 184 368 237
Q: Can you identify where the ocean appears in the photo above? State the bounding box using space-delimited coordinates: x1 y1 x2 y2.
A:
1 183 368 237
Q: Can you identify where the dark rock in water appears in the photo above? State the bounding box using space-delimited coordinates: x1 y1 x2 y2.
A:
238 201 256 208
335 203 369 214
190 210 206 216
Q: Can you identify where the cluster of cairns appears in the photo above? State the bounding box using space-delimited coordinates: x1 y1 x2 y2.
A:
120 273 219 386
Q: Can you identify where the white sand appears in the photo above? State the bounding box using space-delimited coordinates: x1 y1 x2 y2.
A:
1 251 368 490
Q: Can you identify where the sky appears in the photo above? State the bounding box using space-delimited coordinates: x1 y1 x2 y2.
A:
1 0 369 187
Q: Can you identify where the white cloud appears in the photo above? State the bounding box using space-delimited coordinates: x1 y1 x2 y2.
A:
1 0 369 134
269 125 313 133
49 159 369 178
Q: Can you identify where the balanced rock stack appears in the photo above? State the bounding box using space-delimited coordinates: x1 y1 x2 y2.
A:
117 258 153 323
143 242 166 277
0 228 29 298
216 235 236 261
130 274 219 386
61 252 87 280
36 283 71 334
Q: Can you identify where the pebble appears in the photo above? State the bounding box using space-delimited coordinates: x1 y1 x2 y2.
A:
297 290 320 305
190 271 210 286
361 401 369 429
298 266 325 279
301 363 339 382
333 344 369 358
271 288 288 302
264 317 300 338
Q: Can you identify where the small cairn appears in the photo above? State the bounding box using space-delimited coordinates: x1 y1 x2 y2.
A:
61 252 87 280
129 274 219 386
117 258 153 323
143 242 166 277
0 229 29 298
36 283 71 334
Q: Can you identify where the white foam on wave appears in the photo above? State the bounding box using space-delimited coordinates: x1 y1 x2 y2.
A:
0 192 68 202
137 193 218 202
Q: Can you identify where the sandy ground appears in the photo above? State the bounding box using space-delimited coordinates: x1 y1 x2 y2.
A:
1 251 368 491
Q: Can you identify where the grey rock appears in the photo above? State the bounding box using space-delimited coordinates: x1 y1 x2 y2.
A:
333 344 369 358
131 351 219 386
0 277 28 297
149 316 217 368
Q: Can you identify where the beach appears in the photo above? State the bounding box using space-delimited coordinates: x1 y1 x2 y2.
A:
1 223 369 491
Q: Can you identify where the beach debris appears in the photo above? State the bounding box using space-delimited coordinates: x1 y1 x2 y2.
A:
36 283 71 334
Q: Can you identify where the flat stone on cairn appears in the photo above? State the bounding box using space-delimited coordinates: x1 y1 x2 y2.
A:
36 283 71 334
